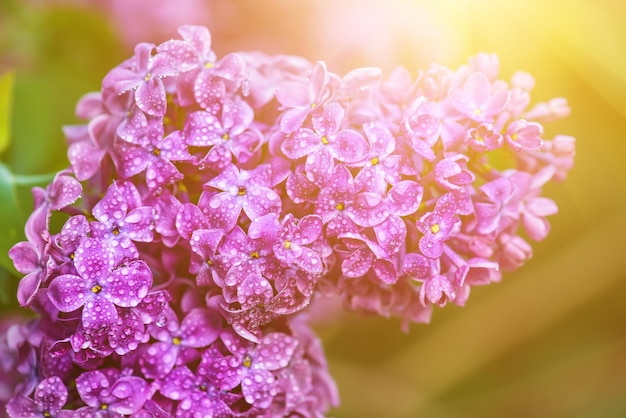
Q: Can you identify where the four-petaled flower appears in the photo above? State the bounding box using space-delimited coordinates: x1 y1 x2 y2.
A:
416 193 461 259
47 238 152 329
203 331 298 409
281 103 369 184
103 42 176 117
204 163 282 231
73 369 149 416
6 376 67 418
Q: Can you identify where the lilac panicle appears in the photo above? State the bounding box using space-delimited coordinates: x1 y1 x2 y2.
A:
4 25 574 417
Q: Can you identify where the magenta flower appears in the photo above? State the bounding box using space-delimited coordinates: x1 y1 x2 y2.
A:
159 365 235 417
114 128 193 190
354 122 401 194
184 98 261 171
158 25 247 111
416 193 461 258
314 164 388 235
339 232 399 285
6 376 67 418
53 215 90 267
204 163 282 231
9 206 54 307
448 72 509 122
465 122 503 152
47 238 152 329
219 226 281 289
204 331 298 409
189 228 226 287
505 119 544 151
140 307 222 379
90 182 155 261
102 42 176 117
433 153 475 191
281 103 369 183
275 61 335 133
473 176 520 235
420 274 456 307
107 308 149 356
73 369 149 416
273 214 324 275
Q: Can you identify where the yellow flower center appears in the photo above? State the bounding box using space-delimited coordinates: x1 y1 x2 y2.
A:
242 355 252 368
431 224 441 234
250 251 259 259
204 62 214 69
321 136 329 145
238 186 246 195
284 240 292 249
172 336 182 346
144 73 151 81
370 157 379 165
222 133 229 141
336 202 345 211
91 284 102 294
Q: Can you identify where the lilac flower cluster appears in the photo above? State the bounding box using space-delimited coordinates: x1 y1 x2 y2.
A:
3 25 574 416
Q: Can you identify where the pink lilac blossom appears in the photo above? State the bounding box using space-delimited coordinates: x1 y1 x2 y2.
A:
4 25 574 417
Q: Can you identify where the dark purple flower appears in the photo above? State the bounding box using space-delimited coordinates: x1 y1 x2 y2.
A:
73 369 149 416
189 228 226 287
159 365 235 417
107 308 149 356
6 376 67 418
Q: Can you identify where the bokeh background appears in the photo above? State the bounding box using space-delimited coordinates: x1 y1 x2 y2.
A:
1 0 625 417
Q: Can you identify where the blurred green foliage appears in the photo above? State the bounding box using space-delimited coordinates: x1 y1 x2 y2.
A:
0 1 127 308
0 72 13 154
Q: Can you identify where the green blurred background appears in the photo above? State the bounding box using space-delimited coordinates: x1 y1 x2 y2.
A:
1 0 625 417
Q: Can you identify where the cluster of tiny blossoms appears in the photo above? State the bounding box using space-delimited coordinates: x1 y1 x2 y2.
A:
2 25 574 417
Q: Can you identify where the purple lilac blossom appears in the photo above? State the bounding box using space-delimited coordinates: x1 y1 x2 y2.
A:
3 24 574 417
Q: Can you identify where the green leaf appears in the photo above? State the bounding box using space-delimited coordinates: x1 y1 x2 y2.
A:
0 164 56 274
0 162 23 275
0 71 15 155
0 265 17 307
